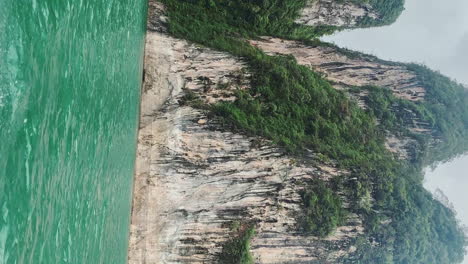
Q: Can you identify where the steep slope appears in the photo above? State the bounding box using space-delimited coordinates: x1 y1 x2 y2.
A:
129 1 467 263
249 37 429 160
296 0 379 27
297 0 404 27
129 4 362 263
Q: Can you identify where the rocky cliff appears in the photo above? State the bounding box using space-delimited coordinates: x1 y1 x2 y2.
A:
296 0 379 27
248 37 431 160
128 1 464 263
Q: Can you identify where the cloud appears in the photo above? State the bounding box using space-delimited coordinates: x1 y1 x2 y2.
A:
436 32 468 84
454 32 468 60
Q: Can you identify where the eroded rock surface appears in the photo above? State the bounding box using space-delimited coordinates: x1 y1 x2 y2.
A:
296 0 379 27
250 37 432 160
129 29 362 264
250 37 426 102
129 2 366 263
129 1 434 263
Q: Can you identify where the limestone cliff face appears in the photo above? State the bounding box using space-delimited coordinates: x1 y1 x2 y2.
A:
249 38 425 102
129 4 362 263
296 0 379 27
249 37 431 160
128 2 430 263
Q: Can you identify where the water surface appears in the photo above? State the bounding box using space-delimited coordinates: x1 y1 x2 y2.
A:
0 1 147 263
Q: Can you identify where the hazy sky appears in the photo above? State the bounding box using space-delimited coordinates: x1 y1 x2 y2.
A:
324 0 468 84
323 0 468 261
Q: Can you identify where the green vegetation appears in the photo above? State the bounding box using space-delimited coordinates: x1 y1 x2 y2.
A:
161 0 406 42
406 64 468 165
357 64 468 168
351 181 467 264
361 85 425 133
219 225 255 264
344 80 468 263
160 0 467 263
162 0 336 41
178 89 207 109
302 180 347 237
210 53 467 263
359 0 405 27
213 54 383 159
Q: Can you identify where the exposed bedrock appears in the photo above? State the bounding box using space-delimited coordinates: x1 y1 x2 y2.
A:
296 0 379 27
128 1 435 263
250 38 426 102
128 29 362 264
250 37 432 160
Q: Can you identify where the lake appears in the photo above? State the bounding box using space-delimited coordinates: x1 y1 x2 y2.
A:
0 1 147 263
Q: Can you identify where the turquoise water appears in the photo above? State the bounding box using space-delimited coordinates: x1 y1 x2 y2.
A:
0 1 147 263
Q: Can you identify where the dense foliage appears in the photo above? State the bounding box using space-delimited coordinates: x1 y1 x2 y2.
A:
160 0 468 263
163 0 335 40
406 64 468 165
219 226 255 264
302 180 347 237
353 181 467 264
359 0 405 26
163 0 405 40
215 54 380 151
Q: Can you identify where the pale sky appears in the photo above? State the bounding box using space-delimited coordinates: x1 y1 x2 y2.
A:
323 0 468 84
323 0 468 261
